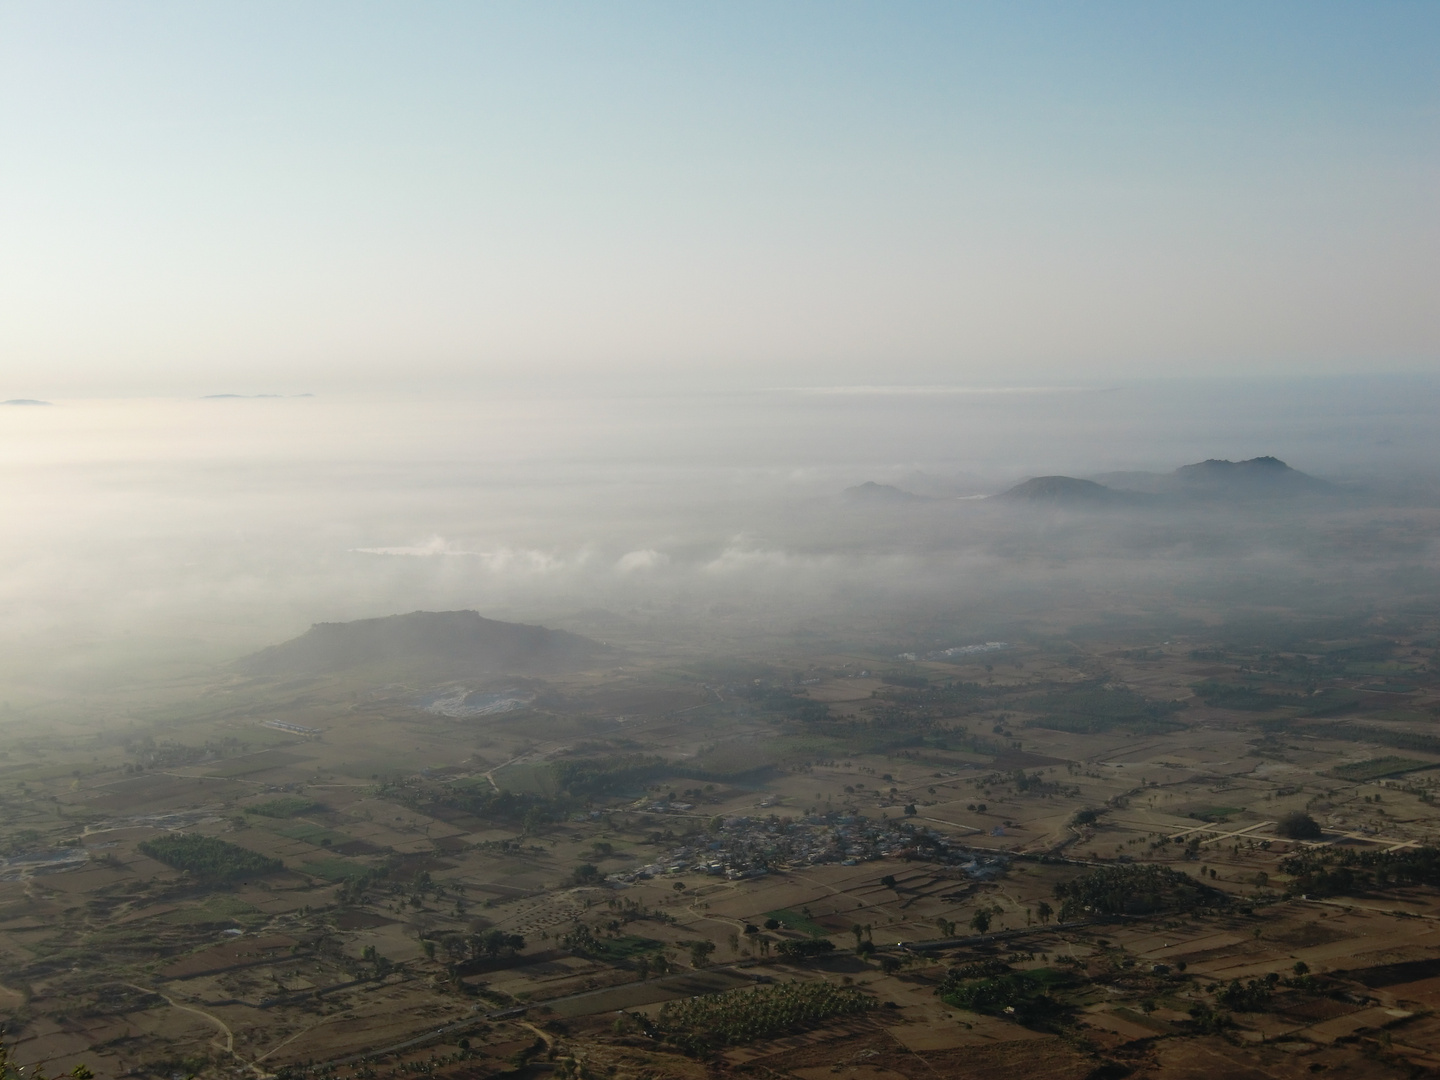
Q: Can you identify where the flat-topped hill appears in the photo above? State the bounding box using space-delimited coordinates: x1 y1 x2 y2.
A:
240 609 605 679
994 475 1146 504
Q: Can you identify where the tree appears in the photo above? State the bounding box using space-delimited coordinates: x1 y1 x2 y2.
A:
775 938 835 960
1035 900 1054 924
852 923 865 949
968 909 992 935
688 939 716 967
904 804 917 816
764 917 781 930
570 863 604 886
673 881 687 894
880 874 897 889
1278 812 1322 840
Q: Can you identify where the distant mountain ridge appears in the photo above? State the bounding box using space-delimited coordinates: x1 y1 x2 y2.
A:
844 456 1331 507
998 456 1329 505
842 481 930 502
241 610 606 678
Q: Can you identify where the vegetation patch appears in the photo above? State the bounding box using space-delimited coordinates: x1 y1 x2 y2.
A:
1331 757 1433 781
490 762 561 796
1318 725 1440 756
775 938 835 960
550 753 666 797
1281 845 1440 897
1054 863 1224 919
1026 686 1184 734
939 963 1073 1026
1192 681 1300 712
764 908 830 938
654 980 875 1055
138 833 282 881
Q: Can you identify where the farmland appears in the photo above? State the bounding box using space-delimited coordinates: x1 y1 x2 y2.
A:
2 611 1440 1079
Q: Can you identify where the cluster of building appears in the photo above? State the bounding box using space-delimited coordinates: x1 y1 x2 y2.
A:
613 812 1005 884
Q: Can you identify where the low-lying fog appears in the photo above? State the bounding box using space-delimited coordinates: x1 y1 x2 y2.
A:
2 375 1438 693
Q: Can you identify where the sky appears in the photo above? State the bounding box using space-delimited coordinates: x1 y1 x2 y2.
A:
1 1 1436 395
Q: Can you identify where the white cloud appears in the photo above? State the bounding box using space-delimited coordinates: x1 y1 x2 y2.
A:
615 549 669 573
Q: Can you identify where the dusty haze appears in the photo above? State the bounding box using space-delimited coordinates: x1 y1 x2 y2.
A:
2 376 1437 695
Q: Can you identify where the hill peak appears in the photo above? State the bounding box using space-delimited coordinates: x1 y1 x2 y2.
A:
995 475 1135 504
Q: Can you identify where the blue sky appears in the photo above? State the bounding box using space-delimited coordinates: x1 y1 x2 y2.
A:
1 1 1435 392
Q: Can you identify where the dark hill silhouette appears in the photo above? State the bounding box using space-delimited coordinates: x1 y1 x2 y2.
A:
843 481 929 502
1172 456 1330 495
1093 456 1332 498
241 610 606 679
994 476 1147 504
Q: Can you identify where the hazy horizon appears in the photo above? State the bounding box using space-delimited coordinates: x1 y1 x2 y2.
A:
2 374 1438 698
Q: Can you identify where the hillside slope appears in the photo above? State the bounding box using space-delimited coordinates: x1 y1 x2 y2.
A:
240 609 606 678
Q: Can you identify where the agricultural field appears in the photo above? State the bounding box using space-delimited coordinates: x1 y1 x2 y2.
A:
2 612 1440 1079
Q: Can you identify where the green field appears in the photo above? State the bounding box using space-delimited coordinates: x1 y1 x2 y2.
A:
301 857 375 882
764 908 830 938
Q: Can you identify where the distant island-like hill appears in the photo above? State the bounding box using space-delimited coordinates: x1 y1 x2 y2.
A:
842 481 929 502
996 456 1331 505
240 610 607 679
994 475 1147 504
